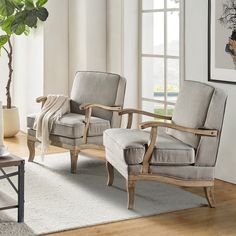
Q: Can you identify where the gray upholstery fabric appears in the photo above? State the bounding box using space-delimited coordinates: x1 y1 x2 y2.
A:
196 88 227 167
70 71 126 125
106 148 129 179
27 113 110 139
105 147 214 181
104 129 195 166
167 81 215 148
111 77 126 128
28 129 103 147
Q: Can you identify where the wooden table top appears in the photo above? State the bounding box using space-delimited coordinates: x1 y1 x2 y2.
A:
0 154 24 168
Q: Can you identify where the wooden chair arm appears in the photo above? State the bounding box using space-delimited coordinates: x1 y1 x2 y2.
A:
118 108 172 129
80 103 122 144
36 96 47 108
80 103 122 112
139 121 218 137
139 121 218 174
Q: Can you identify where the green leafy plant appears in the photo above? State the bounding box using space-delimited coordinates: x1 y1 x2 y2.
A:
0 0 49 109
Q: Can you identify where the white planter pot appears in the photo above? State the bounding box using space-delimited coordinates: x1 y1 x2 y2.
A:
3 106 20 138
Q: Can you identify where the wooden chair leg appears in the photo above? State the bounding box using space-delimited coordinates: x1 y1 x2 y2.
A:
127 179 136 210
27 139 36 162
70 150 80 174
106 161 114 186
204 186 216 208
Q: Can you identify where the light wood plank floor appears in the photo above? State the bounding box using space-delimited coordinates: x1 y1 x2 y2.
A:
4 133 236 236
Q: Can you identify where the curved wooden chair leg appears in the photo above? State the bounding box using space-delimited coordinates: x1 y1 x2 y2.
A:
127 179 136 210
106 161 114 186
204 186 216 208
70 150 80 174
27 139 36 162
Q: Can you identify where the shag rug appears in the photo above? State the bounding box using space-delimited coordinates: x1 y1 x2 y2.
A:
0 153 207 235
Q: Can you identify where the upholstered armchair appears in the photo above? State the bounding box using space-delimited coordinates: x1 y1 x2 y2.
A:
104 81 227 209
27 71 126 173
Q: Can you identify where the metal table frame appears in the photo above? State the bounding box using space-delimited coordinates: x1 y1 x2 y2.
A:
0 158 25 223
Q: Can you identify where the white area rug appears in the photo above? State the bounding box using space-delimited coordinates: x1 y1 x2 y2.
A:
0 153 207 235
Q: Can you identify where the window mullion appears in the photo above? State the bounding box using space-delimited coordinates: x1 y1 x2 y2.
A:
164 0 168 115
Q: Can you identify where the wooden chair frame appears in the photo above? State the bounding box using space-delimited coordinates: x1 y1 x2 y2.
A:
106 109 218 209
27 96 122 174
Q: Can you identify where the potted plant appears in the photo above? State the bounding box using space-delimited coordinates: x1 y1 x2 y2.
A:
0 0 49 137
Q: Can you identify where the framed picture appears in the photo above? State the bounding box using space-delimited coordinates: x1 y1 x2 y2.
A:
208 0 236 84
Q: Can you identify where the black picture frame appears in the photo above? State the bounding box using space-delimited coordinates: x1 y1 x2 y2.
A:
208 0 236 85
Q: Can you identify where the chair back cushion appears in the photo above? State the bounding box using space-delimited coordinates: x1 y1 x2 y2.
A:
195 88 227 166
167 81 215 148
70 71 126 128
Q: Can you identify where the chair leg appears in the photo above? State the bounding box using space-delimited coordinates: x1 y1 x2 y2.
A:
127 179 136 210
204 186 216 208
27 139 36 162
70 150 80 174
106 161 114 186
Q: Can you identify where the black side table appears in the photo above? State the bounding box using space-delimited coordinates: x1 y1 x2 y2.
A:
0 155 25 223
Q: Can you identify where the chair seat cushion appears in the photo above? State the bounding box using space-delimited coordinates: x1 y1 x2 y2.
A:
27 113 110 139
104 129 195 166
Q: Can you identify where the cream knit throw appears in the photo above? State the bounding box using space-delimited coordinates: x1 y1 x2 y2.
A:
33 95 70 154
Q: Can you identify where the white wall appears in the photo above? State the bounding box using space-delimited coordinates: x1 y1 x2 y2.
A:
123 0 139 110
107 0 123 74
69 0 87 89
107 0 139 126
13 0 69 131
69 0 107 90
44 0 69 95
185 0 236 184
13 29 44 131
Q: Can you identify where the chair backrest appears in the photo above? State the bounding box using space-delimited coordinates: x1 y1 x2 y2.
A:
167 81 227 167
196 88 227 167
70 71 126 128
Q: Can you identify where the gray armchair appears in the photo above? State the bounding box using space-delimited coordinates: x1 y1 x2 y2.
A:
104 81 227 209
27 71 126 173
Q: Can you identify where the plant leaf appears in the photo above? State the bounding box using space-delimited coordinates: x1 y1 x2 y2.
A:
0 0 15 16
0 35 8 47
0 18 5 25
25 0 34 10
25 9 37 27
9 0 24 10
23 25 30 35
36 0 47 8
11 21 25 34
0 15 14 34
36 7 48 21
14 9 27 21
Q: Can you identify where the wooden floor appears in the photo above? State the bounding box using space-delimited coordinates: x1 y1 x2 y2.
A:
4 133 236 236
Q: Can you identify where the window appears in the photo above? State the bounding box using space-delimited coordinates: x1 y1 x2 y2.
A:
140 0 184 120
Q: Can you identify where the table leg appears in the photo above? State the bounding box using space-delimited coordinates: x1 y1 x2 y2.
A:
18 161 25 223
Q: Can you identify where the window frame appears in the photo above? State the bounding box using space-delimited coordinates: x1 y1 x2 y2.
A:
138 0 185 120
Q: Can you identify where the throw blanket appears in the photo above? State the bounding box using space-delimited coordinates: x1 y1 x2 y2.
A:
33 95 70 154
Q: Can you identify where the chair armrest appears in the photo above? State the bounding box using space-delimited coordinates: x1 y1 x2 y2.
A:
80 103 122 112
36 96 47 108
139 121 218 137
79 103 122 144
139 121 218 174
118 108 172 129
